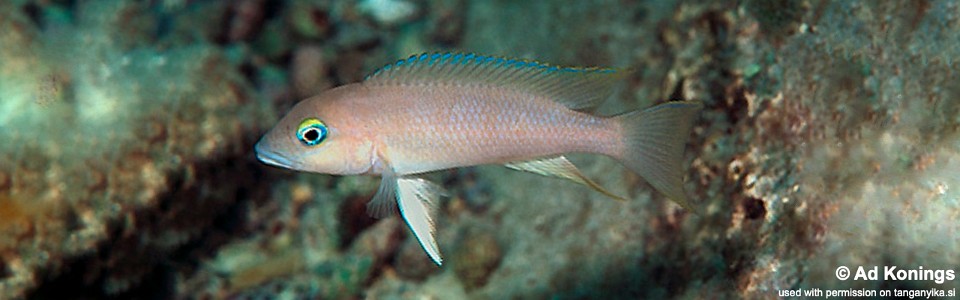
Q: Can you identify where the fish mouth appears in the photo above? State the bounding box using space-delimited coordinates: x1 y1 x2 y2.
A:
254 141 294 169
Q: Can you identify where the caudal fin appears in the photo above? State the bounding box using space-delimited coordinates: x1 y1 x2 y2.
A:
614 101 702 212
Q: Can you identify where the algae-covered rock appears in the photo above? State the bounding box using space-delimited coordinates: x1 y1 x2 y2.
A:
0 1 273 298
453 230 501 291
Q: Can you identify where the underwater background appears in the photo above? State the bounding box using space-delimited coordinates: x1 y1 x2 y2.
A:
1 0 958 299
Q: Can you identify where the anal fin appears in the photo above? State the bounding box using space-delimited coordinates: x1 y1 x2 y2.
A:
505 156 627 201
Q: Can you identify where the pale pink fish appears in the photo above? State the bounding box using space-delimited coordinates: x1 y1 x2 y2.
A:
255 53 702 265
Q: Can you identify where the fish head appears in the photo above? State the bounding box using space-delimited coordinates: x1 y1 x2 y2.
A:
255 85 375 175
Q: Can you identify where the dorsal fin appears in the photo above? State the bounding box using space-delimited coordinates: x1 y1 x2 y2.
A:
363 52 632 111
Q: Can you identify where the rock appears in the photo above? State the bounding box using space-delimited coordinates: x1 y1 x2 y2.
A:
453 230 502 291
357 0 418 27
288 0 332 39
290 45 331 99
0 2 273 298
393 237 441 281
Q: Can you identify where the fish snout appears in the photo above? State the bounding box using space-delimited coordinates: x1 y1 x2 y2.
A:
254 138 294 168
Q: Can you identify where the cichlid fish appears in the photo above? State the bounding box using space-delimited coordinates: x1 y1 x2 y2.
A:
255 53 702 266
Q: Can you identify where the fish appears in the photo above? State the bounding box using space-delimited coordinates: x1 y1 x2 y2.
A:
255 52 703 266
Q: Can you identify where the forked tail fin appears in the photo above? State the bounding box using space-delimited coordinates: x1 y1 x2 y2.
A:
613 101 702 212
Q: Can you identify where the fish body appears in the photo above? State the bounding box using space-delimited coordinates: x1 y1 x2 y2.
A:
255 53 702 266
363 84 619 174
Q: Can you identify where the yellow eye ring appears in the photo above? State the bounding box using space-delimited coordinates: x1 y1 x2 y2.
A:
296 118 328 146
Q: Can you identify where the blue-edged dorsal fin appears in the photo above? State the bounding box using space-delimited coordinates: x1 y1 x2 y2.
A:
363 52 632 111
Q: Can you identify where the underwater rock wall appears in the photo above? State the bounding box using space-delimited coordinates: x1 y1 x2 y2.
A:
0 1 274 298
0 0 957 299
749 1 960 293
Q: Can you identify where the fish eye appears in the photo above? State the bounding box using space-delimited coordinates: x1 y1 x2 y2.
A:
296 118 328 146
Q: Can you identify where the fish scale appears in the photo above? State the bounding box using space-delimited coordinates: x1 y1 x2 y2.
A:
366 84 616 175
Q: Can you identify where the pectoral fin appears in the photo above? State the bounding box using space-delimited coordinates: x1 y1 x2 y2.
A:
506 156 627 201
367 175 399 218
